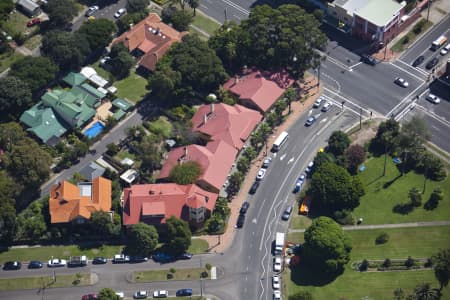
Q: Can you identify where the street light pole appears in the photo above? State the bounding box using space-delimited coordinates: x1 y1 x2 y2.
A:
317 63 321 87
359 107 363 129
427 0 431 22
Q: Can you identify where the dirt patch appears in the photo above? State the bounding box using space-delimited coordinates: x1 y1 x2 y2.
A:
348 118 382 147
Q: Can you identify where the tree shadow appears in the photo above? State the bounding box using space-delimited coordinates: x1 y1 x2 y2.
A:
290 262 341 287
383 174 402 189
392 202 414 215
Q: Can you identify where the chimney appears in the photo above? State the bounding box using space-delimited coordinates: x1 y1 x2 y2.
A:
205 196 209 203
155 27 160 34
203 114 207 125
210 103 214 114
184 147 188 157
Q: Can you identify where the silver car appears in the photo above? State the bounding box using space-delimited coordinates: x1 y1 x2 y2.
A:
425 93 440 104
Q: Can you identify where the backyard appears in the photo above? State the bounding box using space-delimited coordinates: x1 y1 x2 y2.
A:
114 69 148 103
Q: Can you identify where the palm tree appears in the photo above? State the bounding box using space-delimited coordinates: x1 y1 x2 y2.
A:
412 283 441 300
284 87 296 115
188 0 199 15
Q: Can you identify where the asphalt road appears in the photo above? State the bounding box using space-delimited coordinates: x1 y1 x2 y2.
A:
72 0 128 31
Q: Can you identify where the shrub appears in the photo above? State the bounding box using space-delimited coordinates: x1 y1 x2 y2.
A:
359 259 369 271
169 268 176 273
201 271 208 278
405 256 415 268
383 258 392 268
402 36 410 44
424 258 433 268
166 273 173 279
333 209 355 225
375 232 389 244
408 187 422 207
413 22 423 34
205 263 212 270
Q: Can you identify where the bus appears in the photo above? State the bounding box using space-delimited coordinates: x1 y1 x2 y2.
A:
272 131 289 152
431 35 447 51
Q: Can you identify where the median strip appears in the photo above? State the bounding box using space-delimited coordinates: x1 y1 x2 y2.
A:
133 267 210 282
0 273 92 291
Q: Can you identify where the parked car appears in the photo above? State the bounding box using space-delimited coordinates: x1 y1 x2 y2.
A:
176 288 193 296
273 256 282 272
273 290 282 300
293 179 303 194
425 93 440 104
48 258 66 267
321 101 332 112
313 96 324 108
92 257 107 264
82 294 98 300
115 292 124 299
272 275 280 289
361 54 376 65
152 252 175 263
305 116 316 126
85 5 99 17
28 260 43 269
440 43 450 55
412 55 424 67
240 201 250 214
176 252 193 260
256 168 266 180
114 8 126 18
305 161 314 174
133 290 148 299
236 213 245 228
249 181 260 194
281 205 293 221
3 261 21 270
112 254 130 264
26 18 41 27
153 290 168 298
129 256 148 263
426 57 439 69
394 77 409 87
262 157 272 168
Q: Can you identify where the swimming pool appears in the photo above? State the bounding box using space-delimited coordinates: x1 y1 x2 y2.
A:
84 121 105 138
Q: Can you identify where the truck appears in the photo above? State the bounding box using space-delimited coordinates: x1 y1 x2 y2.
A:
274 232 285 255
112 254 130 264
68 255 88 267
431 35 447 51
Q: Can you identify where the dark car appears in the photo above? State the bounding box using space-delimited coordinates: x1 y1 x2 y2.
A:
152 252 175 263
240 201 250 214
249 181 260 194
3 261 21 270
176 289 193 296
176 252 193 260
82 294 98 300
28 261 43 269
412 55 424 67
425 57 439 69
129 256 148 263
92 257 107 264
361 54 376 65
281 205 293 221
236 213 245 228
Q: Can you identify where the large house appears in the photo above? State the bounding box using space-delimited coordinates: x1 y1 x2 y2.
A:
159 140 237 193
191 103 262 150
49 177 112 224
122 183 218 226
223 68 294 114
111 13 188 72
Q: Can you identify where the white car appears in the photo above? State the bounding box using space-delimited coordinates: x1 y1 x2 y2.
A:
133 290 147 299
273 256 282 272
313 96 324 108
47 258 67 267
394 77 409 87
426 93 440 104
262 157 272 168
321 101 332 112
153 290 168 298
305 161 314 173
85 5 99 17
114 8 126 18
256 168 266 181
273 290 282 300
272 275 280 289
115 292 124 299
440 43 450 55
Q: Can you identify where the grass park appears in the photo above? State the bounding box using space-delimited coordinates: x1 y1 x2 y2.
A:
0 273 91 291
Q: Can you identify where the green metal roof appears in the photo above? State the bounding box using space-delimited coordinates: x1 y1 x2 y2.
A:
113 109 126 120
62 72 87 87
80 83 106 99
20 105 67 143
112 98 133 111
355 0 403 27
71 86 99 108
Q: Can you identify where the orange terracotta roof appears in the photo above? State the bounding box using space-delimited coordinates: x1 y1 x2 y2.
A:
49 177 112 224
111 13 188 71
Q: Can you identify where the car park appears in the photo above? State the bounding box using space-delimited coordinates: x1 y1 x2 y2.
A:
129 256 148 263
176 252 193 260
361 54 376 65
92 257 107 264
394 77 409 87
240 201 250 214
313 96 324 108
321 101 332 112
153 290 168 298
85 6 99 17
114 8 126 18
426 93 440 104
249 181 260 194
262 157 272 168
26 18 41 27
426 57 439 69
273 256 282 272
48 258 66 267
272 275 280 289
256 168 266 180
273 290 282 300
3 261 21 270
305 161 314 174
82 294 98 300
305 116 316 126
133 290 148 299
28 260 43 269
176 289 193 296
236 213 245 228
281 205 293 221
441 43 450 55
412 55 424 67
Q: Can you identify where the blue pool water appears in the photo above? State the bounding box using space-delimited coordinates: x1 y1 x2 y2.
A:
84 121 105 138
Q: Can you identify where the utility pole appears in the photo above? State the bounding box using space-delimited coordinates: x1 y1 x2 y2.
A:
427 0 432 22
317 62 321 87
359 107 363 129
224 8 228 22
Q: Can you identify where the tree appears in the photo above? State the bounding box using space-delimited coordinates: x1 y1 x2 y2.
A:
90 211 115 237
284 87 296 114
227 171 244 197
0 201 17 245
126 223 158 255
313 151 334 170
411 283 441 300
168 161 202 185
45 0 77 27
0 0 13 20
169 9 193 31
432 249 450 290
288 291 313 300
0 76 33 121
188 0 199 15
10 56 58 93
408 187 422 207
394 288 405 300
345 144 365 174
213 197 230 218
77 18 117 52
303 216 352 275
98 288 120 300
309 162 365 213
237 156 250 173
327 131 350 157
274 99 287 124
166 216 192 255
109 43 134 79
375 232 389 244
127 0 149 13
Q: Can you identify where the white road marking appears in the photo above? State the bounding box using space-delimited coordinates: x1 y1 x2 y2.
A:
200 4 209 9
322 88 370 116
349 62 362 69
279 154 286 161
252 218 257 224
388 62 426 82
233 14 242 19
386 82 425 117
395 59 428 76
220 0 250 15
288 157 294 164
320 117 328 123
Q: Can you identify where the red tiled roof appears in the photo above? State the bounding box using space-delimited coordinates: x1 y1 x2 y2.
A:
111 13 188 71
159 141 237 192
122 183 218 226
191 103 262 150
223 68 294 113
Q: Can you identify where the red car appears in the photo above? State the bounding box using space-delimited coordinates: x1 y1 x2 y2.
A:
26 18 41 27
81 294 98 300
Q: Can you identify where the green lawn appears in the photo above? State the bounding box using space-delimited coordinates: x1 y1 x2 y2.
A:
290 215 312 230
191 12 221 36
188 238 209 254
23 34 41 51
147 116 173 138
0 273 91 291
91 61 113 81
0 51 23 73
133 267 209 282
353 155 450 224
4 11 29 36
114 69 148 103
115 150 136 162
0 244 123 264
